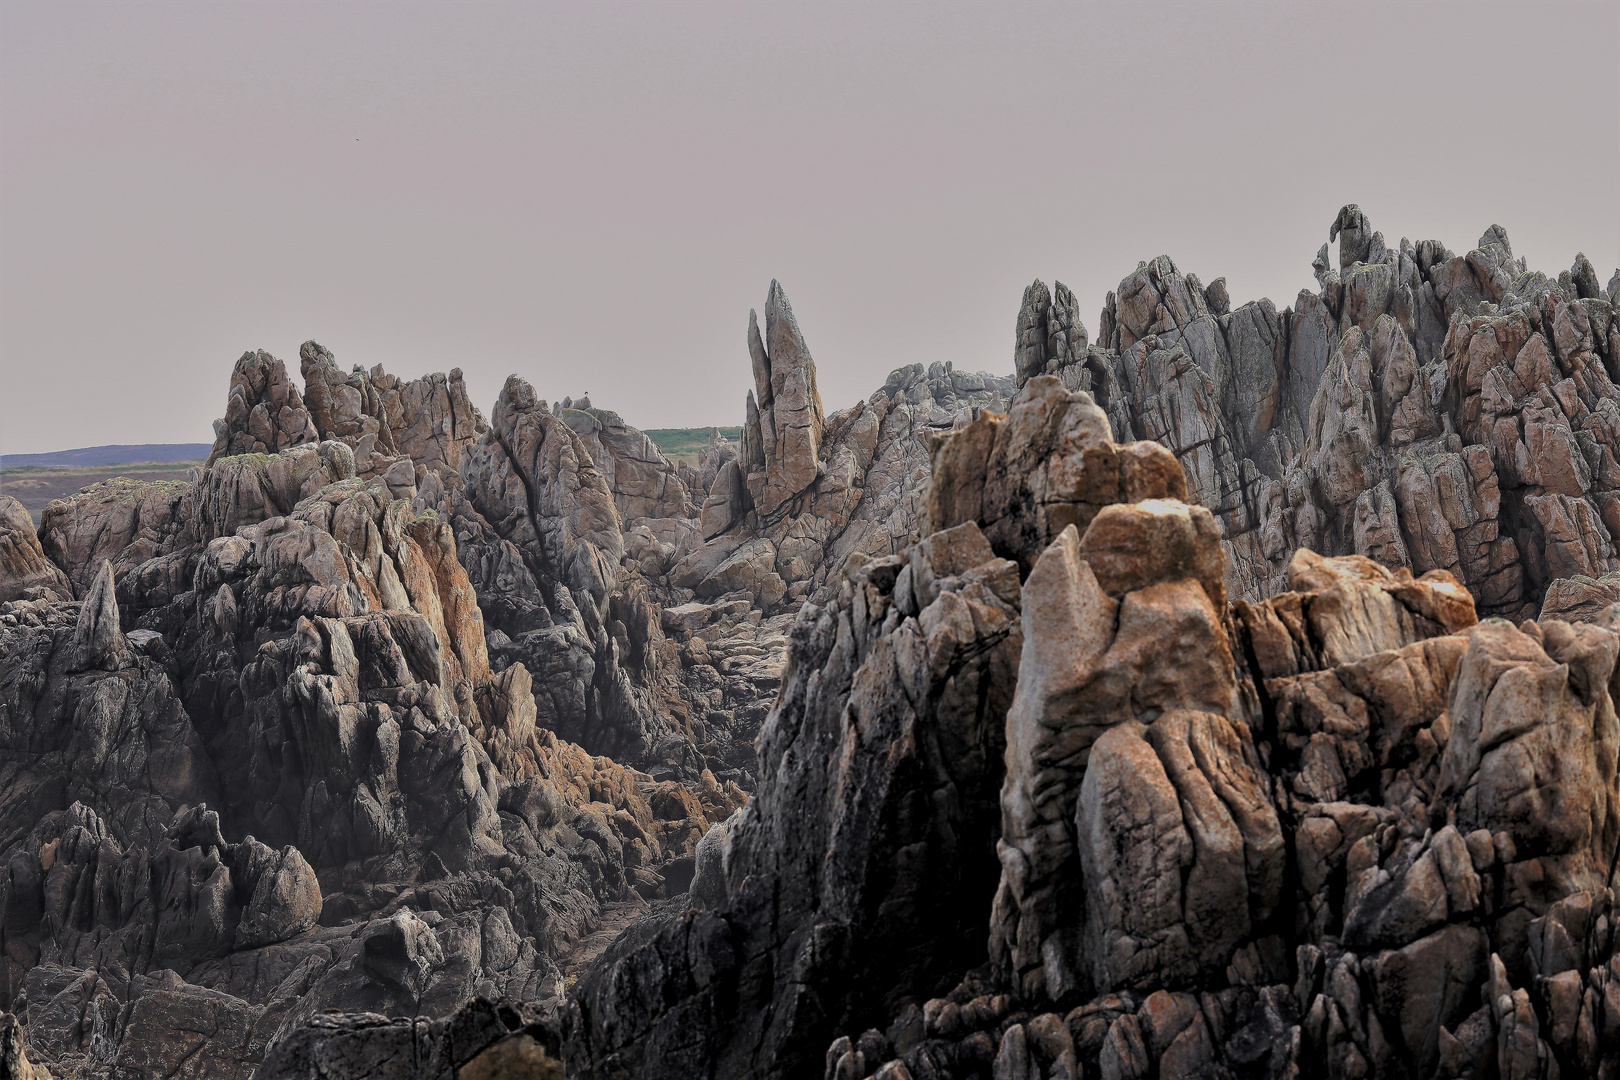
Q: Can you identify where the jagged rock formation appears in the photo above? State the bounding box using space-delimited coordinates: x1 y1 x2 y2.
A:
567 516 1025 1077
565 379 1188 1077
0 287 1017 1076
821 542 1618 1079
0 497 71 603
568 374 1620 1080
681 281 1016 607
208 349 320 461
559 404 700 530
743 281 827 518
1027 206 1620 628
258 996 565 1079
37 476 193 598
0 356 743 1076
5 207 1618 1079
299 339 488 483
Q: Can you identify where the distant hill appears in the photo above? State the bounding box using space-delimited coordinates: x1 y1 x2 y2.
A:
0 443 213 468
0 447 210 524
0 434 739 523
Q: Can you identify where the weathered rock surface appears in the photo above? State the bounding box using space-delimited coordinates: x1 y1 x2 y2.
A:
0 497 72 603
1038 207 1620 626
744 281 828 519
568 373 1620 1080
208 349 320 461
300 339 488 485
1 369 741 1077
565 380 1199 1079
560 404 699 529
810 381 1620 1080
9 206 1619 1080
257 996 564 1080
680 281 1016 608
567 517 1025 1078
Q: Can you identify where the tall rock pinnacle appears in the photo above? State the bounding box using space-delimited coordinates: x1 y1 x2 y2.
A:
742 280 826 519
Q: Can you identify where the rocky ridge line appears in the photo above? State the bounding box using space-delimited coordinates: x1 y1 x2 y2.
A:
571 370 1620 1080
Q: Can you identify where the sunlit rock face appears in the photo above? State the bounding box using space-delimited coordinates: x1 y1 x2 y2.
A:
4 204 1618 1080
566 209 1620 1080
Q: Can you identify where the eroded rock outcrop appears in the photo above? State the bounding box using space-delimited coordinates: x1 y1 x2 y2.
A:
811 386 1620 1080
300 339 487 492
678 281 1016 608
1033 207 1620 627
565 372 1620 1080
1 367 741 1077
208 349 320 462
566 516 1025 1078
0 496 72 603
565 378 1192 1079
10 205 1619 1080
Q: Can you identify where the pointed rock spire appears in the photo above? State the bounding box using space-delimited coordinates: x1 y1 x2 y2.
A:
739 280 825 518
72 560 131 671
1013 279 1089 388
1014 279 1051 387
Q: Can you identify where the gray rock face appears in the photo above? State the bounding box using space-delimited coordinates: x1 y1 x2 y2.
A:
560 404 699 528
258 996 564 1080
567 518 1025 1079
208 349 320 462
36 441 359 597
810 384 1618 1080
0 497 72 603
567 374 1620 1080
71 560 132 671
37 476 192 597
744 281 827 519
1039 206 1620 627
564 382 1192 1078
300 339 488 490
9 206 1619 1080
679 282 1017 609
0 364 743 1078
448 375 737 781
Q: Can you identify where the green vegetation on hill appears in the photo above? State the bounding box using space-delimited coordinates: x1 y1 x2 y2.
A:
0 460 203 525
645 427 742 466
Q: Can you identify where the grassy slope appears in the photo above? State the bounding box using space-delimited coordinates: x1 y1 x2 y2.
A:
644 427 741 467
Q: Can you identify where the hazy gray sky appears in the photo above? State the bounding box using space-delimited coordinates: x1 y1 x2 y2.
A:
3 0 1617 455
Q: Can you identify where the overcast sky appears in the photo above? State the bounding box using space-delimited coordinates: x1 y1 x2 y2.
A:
2 1 1617 456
